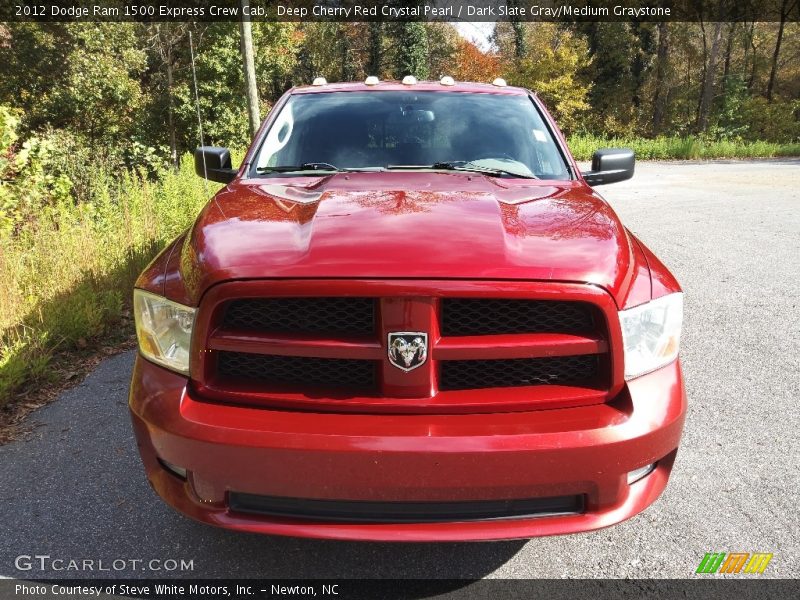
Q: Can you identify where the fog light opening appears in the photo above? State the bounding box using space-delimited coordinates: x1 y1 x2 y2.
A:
627 462 656 485
158 458 187 480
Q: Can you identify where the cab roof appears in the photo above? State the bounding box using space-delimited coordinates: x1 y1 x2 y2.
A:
291 80 531 96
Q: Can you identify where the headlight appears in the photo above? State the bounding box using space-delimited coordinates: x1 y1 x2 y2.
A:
133 289 196 375
619 292 683 380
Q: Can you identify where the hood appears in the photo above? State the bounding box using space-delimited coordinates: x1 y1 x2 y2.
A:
181 172 636 303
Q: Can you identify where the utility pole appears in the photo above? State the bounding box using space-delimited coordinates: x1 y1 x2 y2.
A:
239 0 260 138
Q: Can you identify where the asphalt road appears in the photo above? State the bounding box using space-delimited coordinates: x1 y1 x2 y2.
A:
1 159 798 581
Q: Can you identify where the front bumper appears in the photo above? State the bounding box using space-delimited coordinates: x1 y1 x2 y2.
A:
129 355 686 542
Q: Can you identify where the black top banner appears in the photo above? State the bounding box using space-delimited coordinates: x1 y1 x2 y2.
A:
2 0 799 23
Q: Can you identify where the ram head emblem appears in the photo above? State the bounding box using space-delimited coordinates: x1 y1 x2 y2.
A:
387 332 428 372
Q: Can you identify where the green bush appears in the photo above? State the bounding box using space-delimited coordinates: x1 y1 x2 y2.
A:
0 152 209 405
740 97 800 144
0 106 73 234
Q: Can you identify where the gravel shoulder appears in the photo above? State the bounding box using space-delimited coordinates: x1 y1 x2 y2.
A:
1 159 798 580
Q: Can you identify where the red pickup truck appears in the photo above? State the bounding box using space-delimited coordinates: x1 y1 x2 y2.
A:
129 78 685 541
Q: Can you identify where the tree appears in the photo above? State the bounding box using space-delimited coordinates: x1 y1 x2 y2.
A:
767 0 797 101
508 0 527 59
366 22 383 76
252 22 301 101
239 0 260 138
170 22 297 150
697 21 723 132
505 24 592 133
424 23 458 79
452 39 501 83
652 22 671 134
146 23 191 168
722 22 735 87
0 23 146 151
1 18 797 176
338 25 357 81
511 21 526 60
578 22 644 134
391 22 429 79
294 23 355 83
53 25 147 157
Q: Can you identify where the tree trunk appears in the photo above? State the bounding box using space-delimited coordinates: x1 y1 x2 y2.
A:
367 22 382 76
697 21 723 132
697 20 708 122
149 23 188 169
747 22 758 90
239 0 260 138
652 22 669 134
166 52 178 170
722 22 735 90
766 0 790 101
508 1 526 59
339 24 356 81
742 22 751 80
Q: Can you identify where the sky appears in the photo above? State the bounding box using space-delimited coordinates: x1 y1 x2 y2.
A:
453 22 496 52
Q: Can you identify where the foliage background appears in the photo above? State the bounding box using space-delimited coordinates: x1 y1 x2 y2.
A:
0 20 798 405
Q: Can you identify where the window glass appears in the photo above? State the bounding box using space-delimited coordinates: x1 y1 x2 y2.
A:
255 91 570 180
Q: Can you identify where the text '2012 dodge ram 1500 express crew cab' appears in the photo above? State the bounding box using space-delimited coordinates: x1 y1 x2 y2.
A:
130 77 685 541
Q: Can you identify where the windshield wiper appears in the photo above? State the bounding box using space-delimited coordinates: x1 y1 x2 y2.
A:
257 163 389 174
257 162 341 173
432 161 538 179
386 161 537 179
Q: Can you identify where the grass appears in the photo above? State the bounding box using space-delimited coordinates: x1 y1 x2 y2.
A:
0 157 209 407
567 134 800 161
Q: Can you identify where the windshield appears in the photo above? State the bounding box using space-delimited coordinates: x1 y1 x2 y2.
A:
253 91 571 180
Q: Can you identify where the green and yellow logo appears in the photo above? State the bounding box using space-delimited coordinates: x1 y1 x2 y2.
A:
696 552 773 574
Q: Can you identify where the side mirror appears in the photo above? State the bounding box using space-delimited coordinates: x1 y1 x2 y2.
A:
194 147 237 183
582 148 634 186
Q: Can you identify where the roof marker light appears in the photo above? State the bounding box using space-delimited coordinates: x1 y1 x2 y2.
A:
402 75 417 85
492 77 508 87
312 77 327 86
440 76 455 86
365 76 380 86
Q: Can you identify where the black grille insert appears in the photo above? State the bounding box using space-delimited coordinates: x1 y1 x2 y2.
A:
440 355 599 391
223 297 376 336
441 299 596 336
228 492 585 523
217 352 377 392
